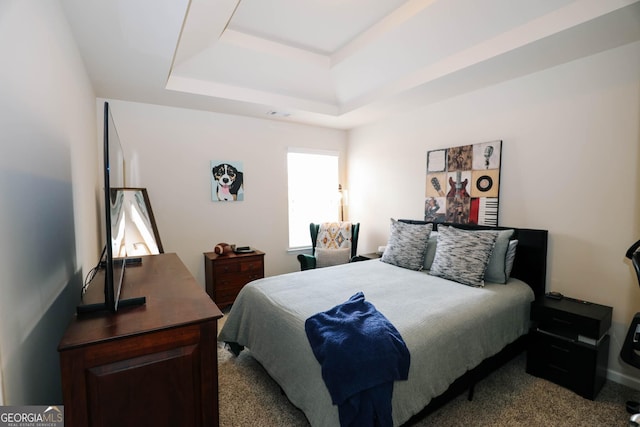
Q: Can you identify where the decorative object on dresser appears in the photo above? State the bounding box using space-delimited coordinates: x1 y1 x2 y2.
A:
58 253 223 427
213 242 233 255
527 295 613 399
425 140 502 226
204 249 265 307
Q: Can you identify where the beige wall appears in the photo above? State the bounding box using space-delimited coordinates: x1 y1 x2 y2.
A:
2 0 637 406
101 41 640 388
0 0 98 404
101 99 347 284
347 41 640 387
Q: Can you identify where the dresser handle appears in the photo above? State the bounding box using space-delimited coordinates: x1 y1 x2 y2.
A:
552 317 572 326
550 344 570 353
549 364 569 373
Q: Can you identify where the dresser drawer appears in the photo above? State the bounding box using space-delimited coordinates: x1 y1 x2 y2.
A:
239 259 263 273
213 259 242 274
214 257 263 273
214 287 243 306
215 260 263 284
215 273 263 290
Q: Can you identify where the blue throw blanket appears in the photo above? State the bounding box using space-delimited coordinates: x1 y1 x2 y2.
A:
305 292 410 427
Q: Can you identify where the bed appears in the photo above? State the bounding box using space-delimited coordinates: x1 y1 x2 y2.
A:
218 221 548 426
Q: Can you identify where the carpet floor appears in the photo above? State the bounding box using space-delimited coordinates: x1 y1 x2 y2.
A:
218 340 640 426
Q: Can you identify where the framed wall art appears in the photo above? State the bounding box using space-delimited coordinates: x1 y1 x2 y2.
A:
211 160 244 201
425 140 502 226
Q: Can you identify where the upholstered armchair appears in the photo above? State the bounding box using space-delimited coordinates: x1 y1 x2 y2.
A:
297 222 360 271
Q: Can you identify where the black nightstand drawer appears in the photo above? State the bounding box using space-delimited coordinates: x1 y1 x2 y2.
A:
531 333 576 368
531 298 612 341
527 331 609 399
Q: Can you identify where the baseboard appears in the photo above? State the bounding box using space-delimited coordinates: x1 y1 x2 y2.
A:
608 368 640 390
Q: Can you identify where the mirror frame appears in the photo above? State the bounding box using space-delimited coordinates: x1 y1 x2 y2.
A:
112 187 164 254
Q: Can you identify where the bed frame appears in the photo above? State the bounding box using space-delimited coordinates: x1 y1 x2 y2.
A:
399 220 548 423
226 220 549 424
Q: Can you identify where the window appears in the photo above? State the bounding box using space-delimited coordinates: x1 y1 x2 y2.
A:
287 149 339 249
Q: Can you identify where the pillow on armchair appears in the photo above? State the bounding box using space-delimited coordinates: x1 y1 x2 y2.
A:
314 222 352 268
297 222 360 270
316 222 353 251
315 248 352 268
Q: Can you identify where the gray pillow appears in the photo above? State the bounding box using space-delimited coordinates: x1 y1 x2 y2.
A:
504 239 518 279
429 226 497 287
381 219 432 270
480 229 515 283
423 231 438 270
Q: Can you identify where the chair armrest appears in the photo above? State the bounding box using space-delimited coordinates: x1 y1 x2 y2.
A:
297 254 317 271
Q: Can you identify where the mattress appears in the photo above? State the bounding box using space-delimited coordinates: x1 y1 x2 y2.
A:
218 259 534 426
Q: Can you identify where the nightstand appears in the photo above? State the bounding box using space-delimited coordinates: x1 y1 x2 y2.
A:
352 252 382 262
204 249 265 308
526 296 612 399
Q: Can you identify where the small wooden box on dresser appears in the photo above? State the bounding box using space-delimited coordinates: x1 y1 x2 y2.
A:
204 249 265 307
526 296 612 400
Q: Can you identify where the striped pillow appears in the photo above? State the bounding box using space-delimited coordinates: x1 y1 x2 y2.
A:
381 219 432 270
429 226 497 287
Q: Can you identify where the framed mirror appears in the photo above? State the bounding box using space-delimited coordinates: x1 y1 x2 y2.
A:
112 187 164 256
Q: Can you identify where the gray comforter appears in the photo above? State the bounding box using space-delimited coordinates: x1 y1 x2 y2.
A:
218 259 534 426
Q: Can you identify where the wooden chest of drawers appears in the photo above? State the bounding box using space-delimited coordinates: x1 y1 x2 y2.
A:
204 250 265 307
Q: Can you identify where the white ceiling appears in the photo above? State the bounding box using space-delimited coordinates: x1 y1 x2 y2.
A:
60 0 640 129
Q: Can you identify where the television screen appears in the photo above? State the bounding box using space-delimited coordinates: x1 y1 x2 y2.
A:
103 102 126 312
77 102 145 315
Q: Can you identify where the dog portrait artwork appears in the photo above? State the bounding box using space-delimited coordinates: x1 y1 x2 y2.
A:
211 161 244 201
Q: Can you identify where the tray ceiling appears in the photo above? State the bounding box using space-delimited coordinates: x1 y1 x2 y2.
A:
61 0 640 129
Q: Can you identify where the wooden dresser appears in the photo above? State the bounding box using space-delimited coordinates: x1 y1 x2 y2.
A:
58 253 223 427
204 249 265 307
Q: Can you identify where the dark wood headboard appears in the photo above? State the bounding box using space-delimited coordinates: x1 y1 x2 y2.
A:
399 220 549 298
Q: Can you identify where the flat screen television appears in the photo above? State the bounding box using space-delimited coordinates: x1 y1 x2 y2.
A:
77 102 145 314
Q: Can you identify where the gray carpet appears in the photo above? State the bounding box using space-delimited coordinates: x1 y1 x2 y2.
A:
218 340 640 426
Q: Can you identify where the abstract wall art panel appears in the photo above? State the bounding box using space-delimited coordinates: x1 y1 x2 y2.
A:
425 140 502 226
